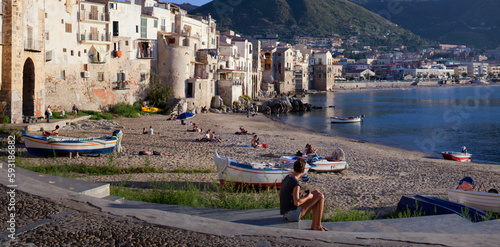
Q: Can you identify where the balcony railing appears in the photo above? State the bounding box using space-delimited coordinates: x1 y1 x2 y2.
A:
138 49 154 59
80 10 109 22
80 32 111 43
24 38 43 52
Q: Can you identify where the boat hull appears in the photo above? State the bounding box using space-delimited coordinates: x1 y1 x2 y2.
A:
448 189 500 213
280 155 348 172
441 152 472 162
215 151 302 188
23 131 118 156
331 117 361 123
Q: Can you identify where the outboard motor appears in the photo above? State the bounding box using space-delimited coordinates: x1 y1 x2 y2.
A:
113 130 123 153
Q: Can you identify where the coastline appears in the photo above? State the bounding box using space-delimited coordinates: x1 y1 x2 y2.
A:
19 113 500 216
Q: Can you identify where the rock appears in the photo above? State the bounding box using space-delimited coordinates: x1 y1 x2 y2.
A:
211 96 223 108
262 96 311 113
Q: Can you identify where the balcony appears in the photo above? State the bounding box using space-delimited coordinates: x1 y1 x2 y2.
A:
113 81 130 90
80 32 111 44
24 38 43 52
80 10 109 22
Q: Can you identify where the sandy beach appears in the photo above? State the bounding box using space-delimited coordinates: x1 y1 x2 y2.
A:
23 112 500 216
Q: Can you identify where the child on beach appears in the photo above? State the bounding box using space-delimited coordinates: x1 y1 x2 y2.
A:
280 160 328 231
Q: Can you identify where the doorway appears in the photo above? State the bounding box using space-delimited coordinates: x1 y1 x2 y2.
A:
23 58 35 117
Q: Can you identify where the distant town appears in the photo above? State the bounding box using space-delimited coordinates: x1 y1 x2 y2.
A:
1 0 500 123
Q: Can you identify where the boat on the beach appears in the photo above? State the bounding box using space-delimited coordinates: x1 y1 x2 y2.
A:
214 151 311 188
141 106 163 113
448 189 500 213
441 148 472 162
279 155 348 172
22 130 123 156
397 195 494 223
330 116 363 123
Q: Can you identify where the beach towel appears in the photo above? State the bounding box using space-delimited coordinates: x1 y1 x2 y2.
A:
239 144 254 148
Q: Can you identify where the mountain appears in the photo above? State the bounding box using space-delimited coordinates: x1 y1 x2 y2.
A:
189 0 431 50
173 2 199 11
349 0 500 49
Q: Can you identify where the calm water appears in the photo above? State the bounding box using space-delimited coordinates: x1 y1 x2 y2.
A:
280 85 500 164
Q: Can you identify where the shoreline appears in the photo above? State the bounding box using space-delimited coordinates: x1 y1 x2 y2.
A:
16 113 500 216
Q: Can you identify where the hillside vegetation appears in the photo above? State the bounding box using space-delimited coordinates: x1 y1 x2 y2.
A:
190 0 431 50
349 0 500 49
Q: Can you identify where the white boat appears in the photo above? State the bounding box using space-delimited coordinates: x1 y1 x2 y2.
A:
214 151 310 188
280 155 348 172
23 130 123 156
448 189 500 213
331 116 363 123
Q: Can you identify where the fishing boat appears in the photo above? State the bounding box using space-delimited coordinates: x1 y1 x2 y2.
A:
330 116 363 123
279 155 348 172
448 189 500 213
22 130 123 156
214 151 311 188
397 195 494 223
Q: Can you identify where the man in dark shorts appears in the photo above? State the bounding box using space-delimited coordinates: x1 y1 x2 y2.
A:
280 160 328 231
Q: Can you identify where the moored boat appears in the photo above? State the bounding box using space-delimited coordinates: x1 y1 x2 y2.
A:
448 189 500 213
23 130 123 156
214 151 310 188
330 116 363 123
280 155 348 172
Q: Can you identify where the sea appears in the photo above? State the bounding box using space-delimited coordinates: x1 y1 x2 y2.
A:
279 85 500 164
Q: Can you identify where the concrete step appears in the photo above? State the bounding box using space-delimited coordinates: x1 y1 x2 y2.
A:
13 167 111 198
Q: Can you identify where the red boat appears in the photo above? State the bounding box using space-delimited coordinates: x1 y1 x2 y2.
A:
441 151 472 162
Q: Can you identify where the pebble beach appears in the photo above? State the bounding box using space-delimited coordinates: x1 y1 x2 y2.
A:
22 112 500 215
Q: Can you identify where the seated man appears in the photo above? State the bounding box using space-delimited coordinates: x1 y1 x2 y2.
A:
209 131 222 143
280 160 328 231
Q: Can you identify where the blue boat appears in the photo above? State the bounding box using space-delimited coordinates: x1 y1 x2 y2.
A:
22 130 123 156
397 195 494 223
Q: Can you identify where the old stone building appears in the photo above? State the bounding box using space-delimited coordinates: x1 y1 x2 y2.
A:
1 0 46 123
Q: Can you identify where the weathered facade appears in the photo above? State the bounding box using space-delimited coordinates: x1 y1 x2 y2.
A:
1 0 46 123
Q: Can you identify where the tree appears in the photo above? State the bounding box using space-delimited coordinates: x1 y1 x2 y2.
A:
147 73 173 109
461 72 468 78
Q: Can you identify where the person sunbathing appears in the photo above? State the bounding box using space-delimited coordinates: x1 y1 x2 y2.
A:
209 131 222 143
43 125 60 137
188 123 202 132
142 128 148 134
239 127 254 135
251 135 264 148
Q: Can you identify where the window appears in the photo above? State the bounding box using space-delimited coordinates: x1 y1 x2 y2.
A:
140 18 147 38
153 20 157 28
45 13 47 18
45 32 49 40
61 70 66 80
136 25 139 33
109 2 117 10
84 49 87 53
125 41 128 46
71 50 74 56
65 23 72 33
113 21 119 36
78 51 81 57
61 19 64 24
117 72 126 82
63 48 67 52
140 73 147 82
98 72 104 81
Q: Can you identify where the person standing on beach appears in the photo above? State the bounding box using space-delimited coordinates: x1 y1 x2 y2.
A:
72 104 79 119
45 105 52 123
280 160 328 231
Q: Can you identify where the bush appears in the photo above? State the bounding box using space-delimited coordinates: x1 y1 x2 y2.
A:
110 102 142 118
147 73 173 109
52 112 69 119
80 110 115 120
1 116 9 124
